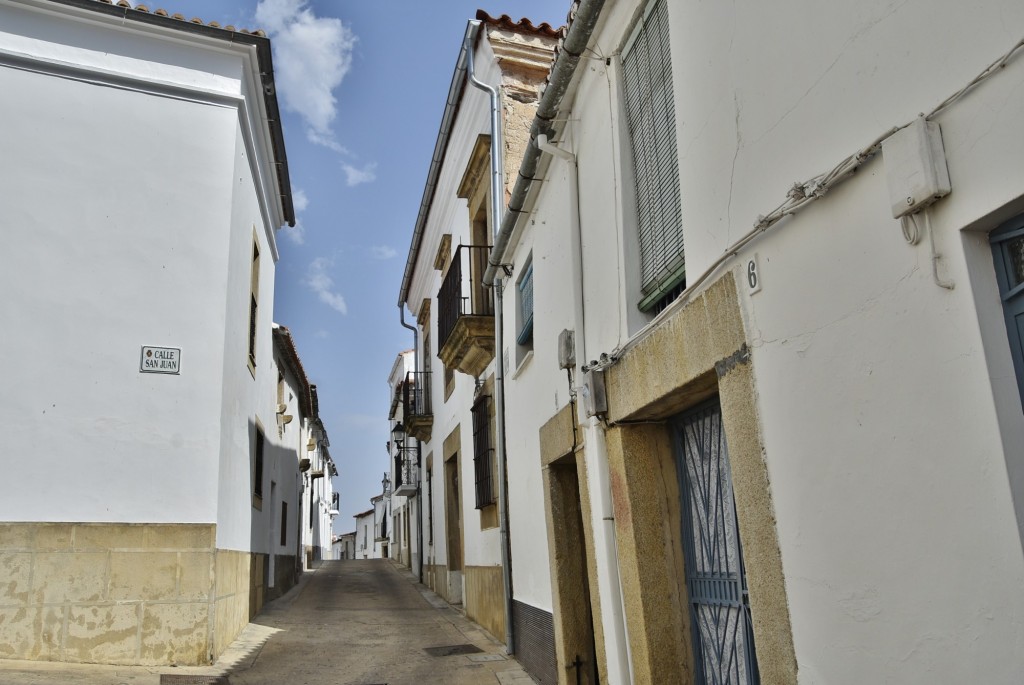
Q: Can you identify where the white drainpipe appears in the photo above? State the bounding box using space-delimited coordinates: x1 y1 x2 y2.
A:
537 133 632 684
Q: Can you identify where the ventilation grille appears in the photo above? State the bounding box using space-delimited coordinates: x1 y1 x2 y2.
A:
512 600 556 684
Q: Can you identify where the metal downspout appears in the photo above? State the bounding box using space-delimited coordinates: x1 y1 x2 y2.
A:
398 305 424 583
466 21 515 656
483 0 606 287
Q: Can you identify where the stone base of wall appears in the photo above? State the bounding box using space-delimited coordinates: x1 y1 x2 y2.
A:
465 565 505 643
0 523 278 667
423 563 447 602
264 554 297 603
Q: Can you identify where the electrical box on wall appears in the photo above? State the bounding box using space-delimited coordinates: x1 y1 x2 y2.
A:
580 369 607 418
557 329 575 370
882 116 951 219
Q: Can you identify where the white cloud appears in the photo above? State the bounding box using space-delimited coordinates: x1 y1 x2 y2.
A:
255 0 356 151
341 161 377 187
292 188 309 212
284 220 305 245
315 329 330 339
305 257 347 314
370 245 397 260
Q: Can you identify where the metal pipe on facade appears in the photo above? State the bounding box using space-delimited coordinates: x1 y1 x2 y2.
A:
536 133 631 684
483 0 607 287
466 21 515 656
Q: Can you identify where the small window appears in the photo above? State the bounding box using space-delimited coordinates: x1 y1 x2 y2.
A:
621 0 685 312
471 395 495 509
253 425 265 503
427 468 434 546
280 501 288 546
248 234 261 374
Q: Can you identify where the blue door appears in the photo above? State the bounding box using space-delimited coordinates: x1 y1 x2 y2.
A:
671 399 759 685
990 214 1024 406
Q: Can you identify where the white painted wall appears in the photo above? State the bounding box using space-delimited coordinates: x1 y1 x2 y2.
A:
0 34 235 524
404 36 507 579
355 511 374 559
216 122 279 552
0 3 290 559
388 350 421 571
516 0 1024 681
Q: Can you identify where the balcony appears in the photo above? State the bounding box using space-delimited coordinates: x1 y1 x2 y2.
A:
438 245 494 378
329 492 340 517
393 448 418 497
403 371 432 441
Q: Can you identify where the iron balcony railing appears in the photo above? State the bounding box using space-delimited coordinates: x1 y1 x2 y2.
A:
403 371 432 419
393 448 417 495
438 245 494 350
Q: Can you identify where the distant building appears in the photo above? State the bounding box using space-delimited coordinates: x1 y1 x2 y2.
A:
271 327 338 580
333 531 356 560
299 386 339 567
0 0 316 667
387 351 419 571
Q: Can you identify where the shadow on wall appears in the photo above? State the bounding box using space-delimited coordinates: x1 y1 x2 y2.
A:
247 418 303 607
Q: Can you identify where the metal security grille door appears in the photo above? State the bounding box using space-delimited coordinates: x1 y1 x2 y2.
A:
991 214 1024 404
672 399 759 685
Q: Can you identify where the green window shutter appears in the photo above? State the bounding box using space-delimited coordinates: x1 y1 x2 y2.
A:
517 262 534 345
991 215 1024 405
622 0 685 308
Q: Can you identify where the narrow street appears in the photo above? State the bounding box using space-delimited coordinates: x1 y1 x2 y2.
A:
0 561 535 685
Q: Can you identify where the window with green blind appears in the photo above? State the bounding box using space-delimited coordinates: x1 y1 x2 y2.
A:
621 0 685 311
517 262 534 346
991 213 1024 405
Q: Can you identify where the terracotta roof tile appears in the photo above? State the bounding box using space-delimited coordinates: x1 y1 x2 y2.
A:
85 0 266 35
475 10 565 38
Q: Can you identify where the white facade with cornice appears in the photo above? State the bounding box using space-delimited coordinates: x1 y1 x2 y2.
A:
0 0 295 666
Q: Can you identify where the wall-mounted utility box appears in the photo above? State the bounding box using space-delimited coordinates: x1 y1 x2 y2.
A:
882 116 951 219
580 368 607 418
557 329 575 370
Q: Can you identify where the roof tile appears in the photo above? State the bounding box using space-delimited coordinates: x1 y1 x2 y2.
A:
82 0 266 35
475 10 565 38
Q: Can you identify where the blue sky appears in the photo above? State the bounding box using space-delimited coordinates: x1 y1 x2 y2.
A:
153 0 566 531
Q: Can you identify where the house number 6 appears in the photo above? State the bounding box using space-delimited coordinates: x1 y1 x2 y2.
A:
746 255 762 295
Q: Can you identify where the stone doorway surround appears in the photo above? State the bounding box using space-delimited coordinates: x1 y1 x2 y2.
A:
600 273 798 684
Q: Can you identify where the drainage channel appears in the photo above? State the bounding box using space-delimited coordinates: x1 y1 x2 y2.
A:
422 643 484 657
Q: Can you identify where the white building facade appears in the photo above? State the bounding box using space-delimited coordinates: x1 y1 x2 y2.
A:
387 350 421 572
485 0 1024 683
395 13 560 681
0 0 303 666
299 396 339 567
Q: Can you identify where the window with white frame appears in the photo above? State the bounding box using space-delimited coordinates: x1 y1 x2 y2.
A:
621 0 685 313
516 258 534 364
247 232 261 373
